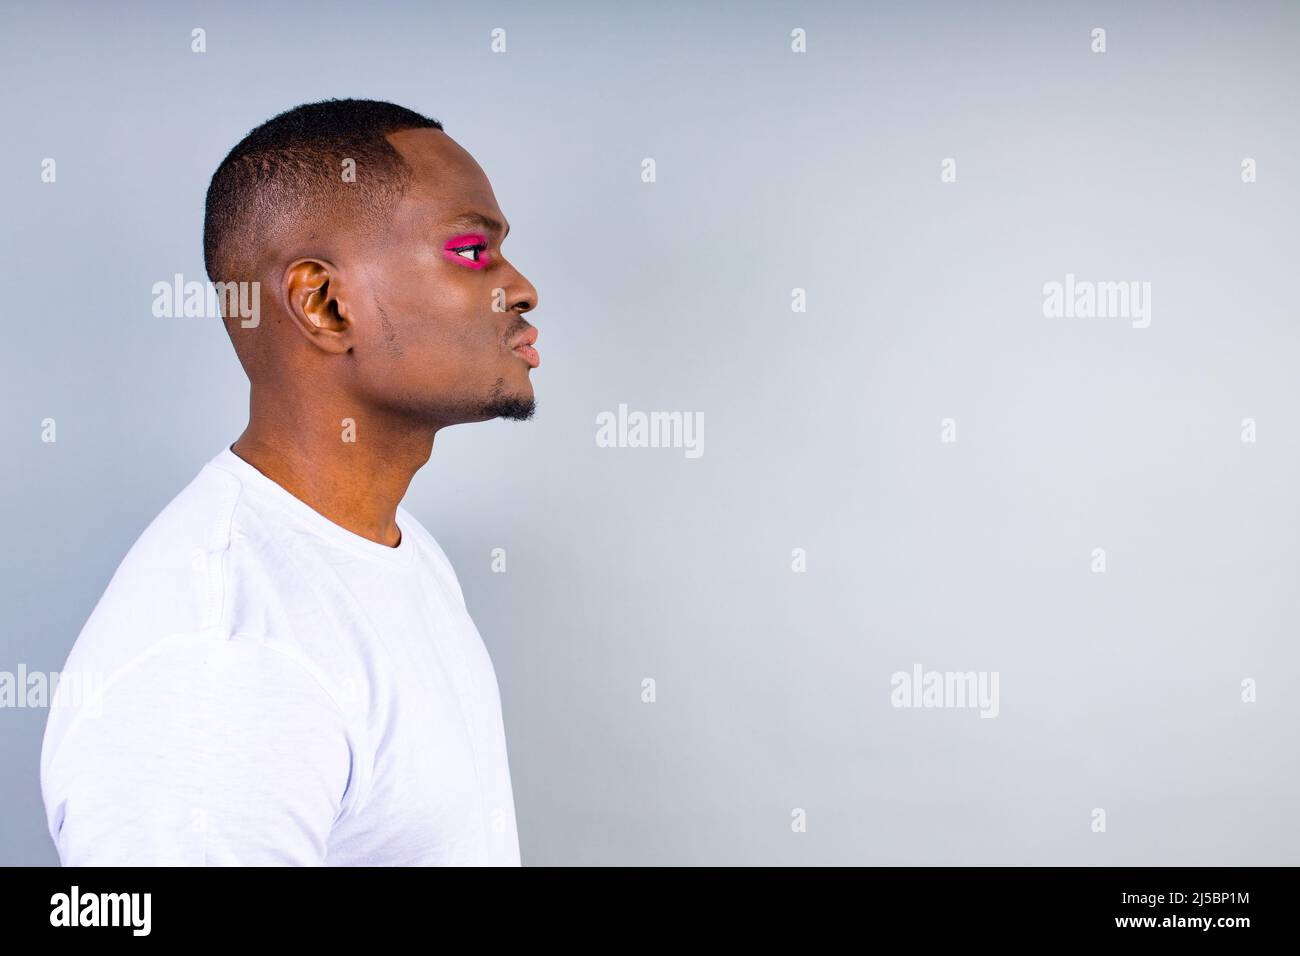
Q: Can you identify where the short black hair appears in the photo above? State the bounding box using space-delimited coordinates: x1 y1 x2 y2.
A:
203 98 443 282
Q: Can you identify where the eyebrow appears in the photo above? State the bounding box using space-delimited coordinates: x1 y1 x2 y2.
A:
445 211 510 239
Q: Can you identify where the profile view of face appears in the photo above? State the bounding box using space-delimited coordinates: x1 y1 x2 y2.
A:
342 127 540 426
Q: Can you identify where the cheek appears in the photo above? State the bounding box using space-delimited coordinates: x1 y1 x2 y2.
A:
360 246 505 374
377 279 497 369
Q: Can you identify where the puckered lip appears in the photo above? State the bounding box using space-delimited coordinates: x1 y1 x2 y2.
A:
508 325 538 349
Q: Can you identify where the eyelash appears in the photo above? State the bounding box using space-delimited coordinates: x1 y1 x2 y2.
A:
450 241 488 263
444 231 494 269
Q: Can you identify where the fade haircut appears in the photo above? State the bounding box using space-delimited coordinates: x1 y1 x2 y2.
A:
203 98 443 283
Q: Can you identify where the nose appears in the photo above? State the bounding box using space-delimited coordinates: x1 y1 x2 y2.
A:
502 260 538 316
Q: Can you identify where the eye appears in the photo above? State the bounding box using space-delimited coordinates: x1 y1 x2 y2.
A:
451 242 487 262
443 231 492 268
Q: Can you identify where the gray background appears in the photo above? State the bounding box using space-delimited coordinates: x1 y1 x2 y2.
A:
2 0 1297 865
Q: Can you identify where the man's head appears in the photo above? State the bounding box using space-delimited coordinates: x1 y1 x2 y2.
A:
204 98 539 427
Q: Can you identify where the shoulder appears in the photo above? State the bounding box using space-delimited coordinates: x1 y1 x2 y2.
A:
65 449 332 687
73 459 245 660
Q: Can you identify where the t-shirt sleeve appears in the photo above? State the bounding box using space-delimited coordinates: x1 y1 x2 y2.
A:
43 633 356 866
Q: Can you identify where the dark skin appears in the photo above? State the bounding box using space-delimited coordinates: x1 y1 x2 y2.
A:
229 127 539 546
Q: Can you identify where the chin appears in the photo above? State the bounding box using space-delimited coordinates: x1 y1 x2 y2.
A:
478 373 535 421
481 394 536 421
443 369 532 423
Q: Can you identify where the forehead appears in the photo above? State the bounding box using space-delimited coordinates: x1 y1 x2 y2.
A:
385 127 501 223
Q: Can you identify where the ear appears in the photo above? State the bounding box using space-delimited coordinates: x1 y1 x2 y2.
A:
283 259 354 354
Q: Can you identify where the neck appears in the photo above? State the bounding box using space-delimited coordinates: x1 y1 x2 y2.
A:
231 384 437 547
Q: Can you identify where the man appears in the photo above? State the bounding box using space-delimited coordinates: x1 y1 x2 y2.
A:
39 99 539 865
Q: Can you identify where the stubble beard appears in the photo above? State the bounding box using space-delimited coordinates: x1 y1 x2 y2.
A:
477 376 536 421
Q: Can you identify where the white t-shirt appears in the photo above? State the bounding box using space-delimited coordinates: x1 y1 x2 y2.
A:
40 445 521 866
